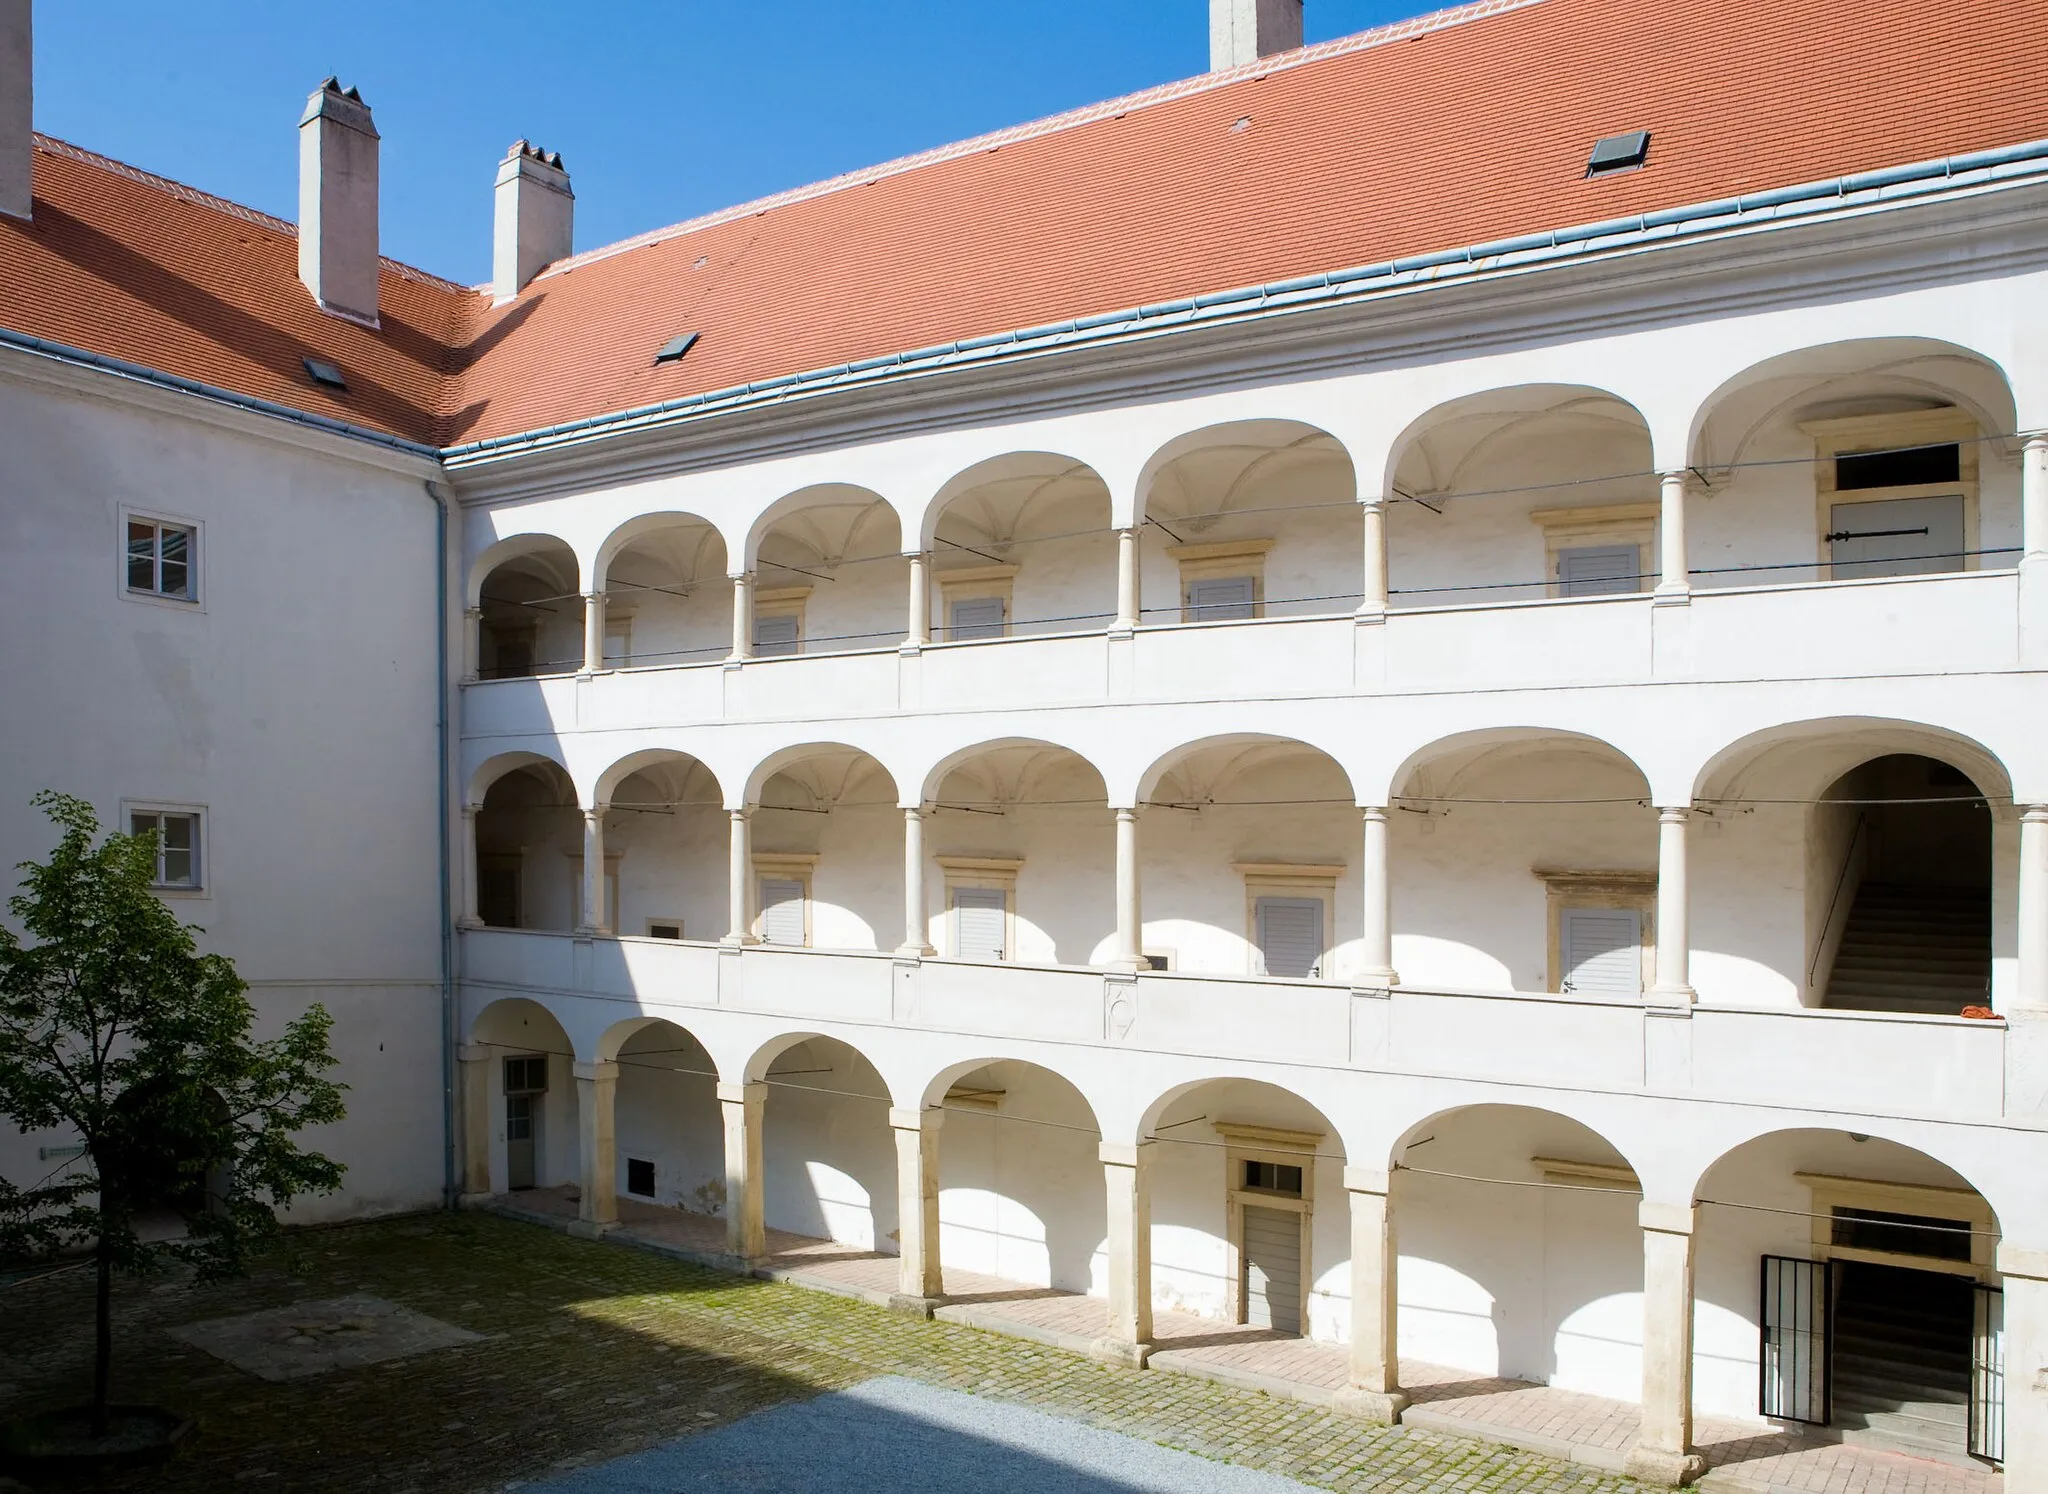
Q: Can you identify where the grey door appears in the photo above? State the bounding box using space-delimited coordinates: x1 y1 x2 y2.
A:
505 1093 537 1190
1243 1205 1303 1334
1255 897 1323 978
1829 494 1965 578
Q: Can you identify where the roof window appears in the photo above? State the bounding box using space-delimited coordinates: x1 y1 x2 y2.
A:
302 357 348 391
653 332 700 366
1585 131 1651 177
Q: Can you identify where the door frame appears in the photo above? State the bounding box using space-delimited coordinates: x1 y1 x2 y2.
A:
1215 1121 1321 1334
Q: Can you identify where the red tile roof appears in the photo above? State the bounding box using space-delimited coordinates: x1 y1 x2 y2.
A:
2 0 2043 450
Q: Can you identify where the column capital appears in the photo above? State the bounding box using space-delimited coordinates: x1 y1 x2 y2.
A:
1995 1242 2048 1280
584 805 606 822
2022 430 2048 451
1360 803 1390 821
463 603 482 618
571 1059 618 1084
1639 1199 1696 1236
716 1079 766 1106
1343 1164 1393 1195
457 1043 490 1064
1358 494 1388 513
729 805 753 821
889 1105 944 1133
1656 804 1694 823
1114 804 1140 822
461 802 480 820
1099 1139 1154 1168
581 589 603 602
2022 803 2048 824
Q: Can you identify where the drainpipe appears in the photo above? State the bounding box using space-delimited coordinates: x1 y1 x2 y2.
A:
426 480 456 1209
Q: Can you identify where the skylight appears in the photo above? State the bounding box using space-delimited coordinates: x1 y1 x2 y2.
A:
303 357 348 391
1585 131 1651 177
653 332 701 365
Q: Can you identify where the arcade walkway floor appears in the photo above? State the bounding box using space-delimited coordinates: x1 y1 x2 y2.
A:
0 1206 1995 1494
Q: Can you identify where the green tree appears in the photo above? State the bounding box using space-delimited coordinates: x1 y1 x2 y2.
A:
0 793 345 1434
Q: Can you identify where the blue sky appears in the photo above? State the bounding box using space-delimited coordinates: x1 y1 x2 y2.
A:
35 1 1437 285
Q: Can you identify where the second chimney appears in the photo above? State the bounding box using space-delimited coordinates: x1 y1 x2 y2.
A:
1210 0 1303 71
298 77 380 323
0 0 30 222
493 141 573 304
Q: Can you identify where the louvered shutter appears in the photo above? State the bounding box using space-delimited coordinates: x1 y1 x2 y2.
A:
1561 907 1641 994
954 886 1007 961
949 596 1007 640
1187 575 1256 621
1556 545 1640 597
760 878 806 945
1256 897 1323 979
753 611 800 656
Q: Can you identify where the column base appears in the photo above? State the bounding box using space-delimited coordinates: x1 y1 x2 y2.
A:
456 915 485 930
1331 1386 1408 1425
1086 1337 1152 1369
456 1191 494 1208
1651 586 1692 607
894 943 935 959
567 1218 619 1241
1645 983 1696 1008
1622 1445 1706 1487
886 1293 942 1319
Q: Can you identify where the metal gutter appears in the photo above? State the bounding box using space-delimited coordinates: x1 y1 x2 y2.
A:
0 326 443 459
425 481 457 1210
441 133 2048 466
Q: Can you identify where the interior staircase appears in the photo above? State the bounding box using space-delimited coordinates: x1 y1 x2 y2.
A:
1830 1262 1974 1460
1823 883 1991 1015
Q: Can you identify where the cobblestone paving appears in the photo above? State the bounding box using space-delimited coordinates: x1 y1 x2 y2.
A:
2 1211 1650 1493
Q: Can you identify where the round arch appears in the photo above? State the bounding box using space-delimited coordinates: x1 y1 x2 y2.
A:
468 531 580 609
1384 725 1653 807
1133 732 1356 809
920 450 1112 552
591 509 728 595
1690 716 2013 806
743 482 905 573
467 749 573 810
1379 383 1654 507
743 740 902 809
917 735 1111 810
594 746 724 811
1134 418 1358 523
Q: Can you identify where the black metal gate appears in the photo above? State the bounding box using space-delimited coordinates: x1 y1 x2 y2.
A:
1971 1284 2004 1465
1759 1256 1829 1423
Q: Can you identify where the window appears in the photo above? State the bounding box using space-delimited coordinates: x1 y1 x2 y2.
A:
938 857 1023 962
1585 130 1651 177
1560 907 1641 995
1803 408 1979 581
602 613 633 668
752 853 817 946
128 807 201 889
481 623 537 680
752 585 810 657
479 855 522 929
1532 504 1655 599
646 919 684 940
936 563 1017 641
1170 539 1273 622
1831 1206 1972 1263
503 1055 548 1094
625 1157 657 1199
126 517 197 602
1243 1160 1304 1196
1237 864 1339 980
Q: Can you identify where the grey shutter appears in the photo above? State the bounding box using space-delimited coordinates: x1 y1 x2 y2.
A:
1972 1285 2005 1463
753 611 801 656
949 596 1007 641
1256 897 1323 979
1760 1256 1829 1424
1829 494 1966 579
1242 1206 1303 1334
1557 544 1641 597
954 886 1007 960
1187 575 1256 621
1561 907 1641 994
760 878 806 945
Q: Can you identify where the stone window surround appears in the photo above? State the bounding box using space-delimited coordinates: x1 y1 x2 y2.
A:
1214 1120 1323 1332
1800 406 1981 580
1234 862 1342 979
1529 502 1658 598
1169 538 1274 623
752 584 812 653
1537 868 1657 996
934 562 1018 640
751 851 818 946
936 855 1023 962
1797 1170 1999 1280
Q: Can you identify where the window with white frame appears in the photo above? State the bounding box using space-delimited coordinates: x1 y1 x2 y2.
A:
753 853 817 946
1236 864 1340 979
937 856 1022 962
125 517 198 602
1531 504 1656 599
936 563 1017 641
1170 539 1273 622
752 585 811 657
128 806 203 890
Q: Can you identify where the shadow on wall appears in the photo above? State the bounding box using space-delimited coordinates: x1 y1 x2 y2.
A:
762 1038 898 1250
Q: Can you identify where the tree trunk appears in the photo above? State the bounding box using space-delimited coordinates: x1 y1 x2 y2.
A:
92 1235 112 1437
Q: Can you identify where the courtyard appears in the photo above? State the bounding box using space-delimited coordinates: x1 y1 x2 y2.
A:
0 1210 1644 1493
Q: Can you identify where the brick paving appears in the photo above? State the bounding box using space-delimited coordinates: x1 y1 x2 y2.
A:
2 1209 1647 1493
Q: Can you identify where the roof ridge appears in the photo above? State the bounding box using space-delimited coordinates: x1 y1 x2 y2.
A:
524 0 1546 287
32 133 474 295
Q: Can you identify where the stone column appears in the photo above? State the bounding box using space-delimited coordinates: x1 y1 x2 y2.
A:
461 605 481 682
458 804 482 928
890 1106 944 1308
1335 1168 1406 1422
571 1060 619 1237
1112 527 1141 635
1625 1202 1706 1486
2023 434 2048 562
1650 807 1694 1004
581 590 605 675
578 808 609 935
724 809 754 945
728 571 753 663
2019 806 2048 1010
1655 471 1690 601
1998 1245 2048 1487
1113 807 1142 971
1096 1140 1154 1365
900 806 933 955
905 551 931 651
1359 806 1398 986
1358 497 1389 618
719 1080 766 1261
457 1043 492 1200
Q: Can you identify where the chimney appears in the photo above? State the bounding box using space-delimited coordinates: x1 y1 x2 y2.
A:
297 77 380 323
1210 0 1303 71
0 0 29 222
493 141 573 304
